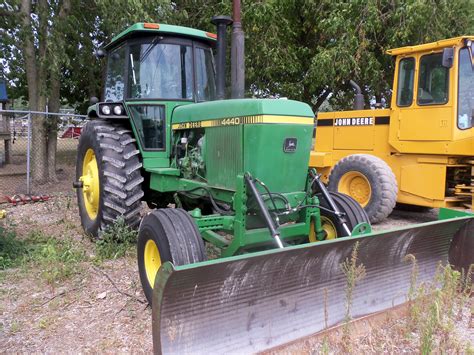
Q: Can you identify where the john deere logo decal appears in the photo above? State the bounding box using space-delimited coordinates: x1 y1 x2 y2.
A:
283 138 297 153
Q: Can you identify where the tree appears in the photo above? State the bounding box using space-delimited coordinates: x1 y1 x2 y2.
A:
0 0 173 182
242 0 474 111
2 0 473 172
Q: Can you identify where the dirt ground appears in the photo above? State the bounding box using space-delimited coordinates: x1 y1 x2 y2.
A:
0 197 472 353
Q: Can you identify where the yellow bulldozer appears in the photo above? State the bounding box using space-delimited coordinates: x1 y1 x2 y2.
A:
310 36 474 223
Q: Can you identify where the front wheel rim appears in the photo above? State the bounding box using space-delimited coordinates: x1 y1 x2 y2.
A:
309 216 338 242
144 239 162 288
338 171 372 207
321 216 337 240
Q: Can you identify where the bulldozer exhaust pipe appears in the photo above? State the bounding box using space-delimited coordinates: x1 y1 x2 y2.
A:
231 0 245 99
350 79 365 110
211 16 232 100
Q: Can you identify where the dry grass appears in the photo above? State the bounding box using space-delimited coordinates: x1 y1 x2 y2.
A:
1 197 472 353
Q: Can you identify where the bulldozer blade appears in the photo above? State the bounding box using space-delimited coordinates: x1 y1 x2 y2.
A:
152 216 473 354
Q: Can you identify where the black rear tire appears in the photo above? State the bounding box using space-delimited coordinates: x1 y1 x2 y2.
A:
76 120 144 238
317 191 370 238
137 208 207 304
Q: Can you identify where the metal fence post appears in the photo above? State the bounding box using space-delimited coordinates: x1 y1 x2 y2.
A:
26 112 31 195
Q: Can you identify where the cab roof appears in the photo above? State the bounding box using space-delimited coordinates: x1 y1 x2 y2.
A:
386 36 474 56
105 23 216 50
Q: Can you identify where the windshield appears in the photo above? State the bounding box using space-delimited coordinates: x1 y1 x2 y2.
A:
126 39 216 101
458 47 473 129
129 42 194 100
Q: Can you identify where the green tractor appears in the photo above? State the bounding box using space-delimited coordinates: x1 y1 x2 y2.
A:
75 19 473 354
75 20 369 300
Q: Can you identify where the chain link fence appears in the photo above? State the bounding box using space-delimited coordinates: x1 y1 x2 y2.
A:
0 109 87 202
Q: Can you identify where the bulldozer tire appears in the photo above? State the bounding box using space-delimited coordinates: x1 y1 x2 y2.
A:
76 120 144 239
328 154 397 224
137 208 207 304
316 191 370 238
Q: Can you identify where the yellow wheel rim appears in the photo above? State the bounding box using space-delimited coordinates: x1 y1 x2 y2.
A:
321 216 337 240
309 216 338 242
80 148 100 219
338 172 371 207
144 239 162 288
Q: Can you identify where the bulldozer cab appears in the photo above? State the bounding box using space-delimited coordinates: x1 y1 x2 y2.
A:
311 36 473 217
387 36 474 147
91 23 217 168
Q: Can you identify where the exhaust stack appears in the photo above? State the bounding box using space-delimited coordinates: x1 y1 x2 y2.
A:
211 16 233 100
350 80 365 110
231 0 245 98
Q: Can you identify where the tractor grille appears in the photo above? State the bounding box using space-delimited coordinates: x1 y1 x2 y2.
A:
205 126 243 190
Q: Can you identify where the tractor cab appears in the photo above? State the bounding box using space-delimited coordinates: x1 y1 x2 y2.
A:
387 36 474 146
89 23 217 167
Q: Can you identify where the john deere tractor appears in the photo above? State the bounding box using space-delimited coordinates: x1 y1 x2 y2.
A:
75 20 369 299
75 19 473 354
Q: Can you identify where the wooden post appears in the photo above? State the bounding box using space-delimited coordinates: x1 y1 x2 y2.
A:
0 102 11 164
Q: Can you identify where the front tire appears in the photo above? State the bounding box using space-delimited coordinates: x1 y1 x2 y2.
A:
328 154 398 224
76 120 144 238
310 192 370 241
137 208 207 304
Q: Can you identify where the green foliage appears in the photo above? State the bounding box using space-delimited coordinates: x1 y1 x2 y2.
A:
96 217 137 260
2 0 473 112
340 241 366 351
0 224 27 269
243 0 474 110
0 224 85 284
405 258 472 353
25 231 86 285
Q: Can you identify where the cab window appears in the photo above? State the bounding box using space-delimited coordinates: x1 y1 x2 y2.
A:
458 47 473 129
396 57 415 106
417 53 449 105
104 45 126 101
195 47 217 101
129 105 166 150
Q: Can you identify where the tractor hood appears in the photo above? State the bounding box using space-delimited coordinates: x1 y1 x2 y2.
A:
171 98 314 124
171 99 315 193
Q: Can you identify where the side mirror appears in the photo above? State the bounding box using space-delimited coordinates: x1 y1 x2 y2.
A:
468 40 474 68
95 49 106 58
442 47 454 68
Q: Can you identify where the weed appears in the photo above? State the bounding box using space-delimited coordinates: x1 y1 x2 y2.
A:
405 259 472 354
0 224 27 269
340 241 366 352
320 336 330 355
95 217 137 260
38 317 52 330
25 231 86 285
10 321 20 333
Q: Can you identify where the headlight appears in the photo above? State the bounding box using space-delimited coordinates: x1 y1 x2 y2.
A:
101 105 111 115
113 105 123 115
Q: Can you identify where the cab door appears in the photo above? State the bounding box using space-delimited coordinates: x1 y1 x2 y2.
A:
398 52 454 142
